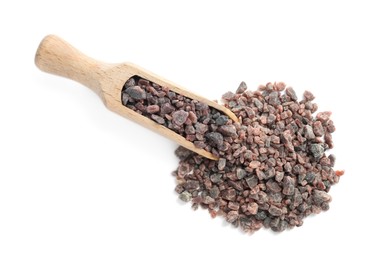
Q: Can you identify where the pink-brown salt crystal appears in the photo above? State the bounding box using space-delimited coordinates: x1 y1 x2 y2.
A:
311 103 318 113
286 87 298 101
326 120 336 133
238 130 246 140
265 82 274 90
247 202 259 215
268 205 283 216
184 118 192 125
313 121 325 136
175 101 184 108
146 104 160 114
160 103 175 115
245 107 256 118
249 161 261 168
125 85 146 100
194 122 208 134
209 210 218 218
219 125 237 137
259 147 267 154
172 110 189 126
204 179 212 189
271 135 280 144
253 127 262 136
285 142 294 152
233 146 247 158
236 82 248 94
221 189 237 201
151 114 165 124
203 196 215 204
247 125 254 136
320 157 331 166
316 111 332 122
289 103 299 112
188 111 198 123
324 132 333 148
317 181 326 190
297 154 306 164
226 211 239 223
260 115 267 124
222 91 235 101
194 141 206 149
186 135 196 142
275 82 286 91
217 158 226 171
228 201 240 211
178 163 192 177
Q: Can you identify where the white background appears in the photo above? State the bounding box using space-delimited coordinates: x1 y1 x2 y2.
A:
1 1 389 259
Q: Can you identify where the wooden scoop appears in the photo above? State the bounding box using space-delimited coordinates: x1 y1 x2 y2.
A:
35 35 238 160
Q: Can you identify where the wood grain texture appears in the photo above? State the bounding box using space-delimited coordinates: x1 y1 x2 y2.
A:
35 35 239 160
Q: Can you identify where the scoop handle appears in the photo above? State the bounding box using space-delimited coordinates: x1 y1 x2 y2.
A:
34 35 231 160
35 35 108 98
